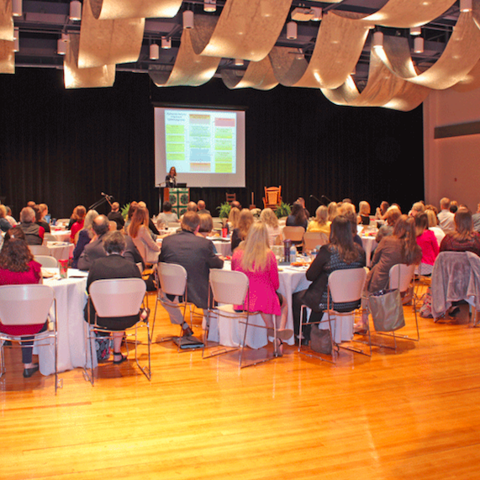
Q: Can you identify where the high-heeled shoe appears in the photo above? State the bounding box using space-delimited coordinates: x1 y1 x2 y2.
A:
274 339 284 357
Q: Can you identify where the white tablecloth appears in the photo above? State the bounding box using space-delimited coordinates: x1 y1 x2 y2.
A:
46 242 74 260
207 262 311 348
360 235 377 267
212 240 232 257
39 269 93 376
49 230 71 242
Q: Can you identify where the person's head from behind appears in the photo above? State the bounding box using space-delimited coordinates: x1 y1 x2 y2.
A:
380 201 389 215
414 213 429 236
344 211 358 237
260 208 278 228
186 202 197 212
20 207 35 224
163 201 172 213
339 202 355 216
241 221 270 272
34 205 42 222
454 208 473 238
181 211 200 232
440 197 451 210
291 202 303 217
0 237 33 272
39 203 48 218
129 207 149 237
425 208 438 228
92 214 110 237
127 202 138 220
411 202 424 217
231 200 241 210
83 210 99 231
393 215 413 239
315 205 328 225
73 205 86 222
228 207 240 228
359 201 370 216
0 204 6 219
329 215 358 264
111 202 120 212
27 201 36 209
385 206 401 226
198 213 213 236
450 201 458 214
327 202 338 222
103 231 126 255
197 200 206 211
238 209 254 238
3 226 26 244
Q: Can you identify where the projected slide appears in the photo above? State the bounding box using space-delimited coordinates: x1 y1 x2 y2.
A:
155 106 245 188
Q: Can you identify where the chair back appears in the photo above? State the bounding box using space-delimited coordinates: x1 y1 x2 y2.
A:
209 269 249 306
328 268 367 304
283 226 305 242
35 255 58 268
303 231 329 251
226 193 236 204
29 245 50 256
157 262 187 297
263 186 282 208
389 264 415 293
0 284 55 325
90 278 146 317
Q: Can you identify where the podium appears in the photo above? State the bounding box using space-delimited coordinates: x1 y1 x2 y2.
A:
167 188 189 217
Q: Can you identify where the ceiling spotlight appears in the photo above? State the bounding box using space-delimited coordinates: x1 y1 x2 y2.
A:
69 1 82 21
150 43 159 60
204 0 216 12
183 11 194 29
311 7 322 21
410 26 421 35
286 21 297 40
57 38 67 55
161 37 171 49
414 36 424 53
460 0 473 12
12 0 22 17
234 59 244 66
372 31 384 49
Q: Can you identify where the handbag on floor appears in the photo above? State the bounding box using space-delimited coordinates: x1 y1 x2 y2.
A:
368 288 405 332
310 324 332 355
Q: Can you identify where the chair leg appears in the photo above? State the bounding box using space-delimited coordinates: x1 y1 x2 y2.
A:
134 321 152 381
0 341 5 378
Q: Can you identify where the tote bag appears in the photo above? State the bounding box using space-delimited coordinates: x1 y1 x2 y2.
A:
368 288 405 332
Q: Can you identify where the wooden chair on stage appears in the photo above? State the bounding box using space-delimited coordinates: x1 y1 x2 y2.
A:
263 186 282 209
226 193 236 204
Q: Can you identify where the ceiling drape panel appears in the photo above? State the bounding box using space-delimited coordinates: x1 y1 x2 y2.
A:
322 50 430 111
0 39 14 73
379 5 480 90
269 11 369 89
0 0 13 41
89 0 183 20
347 0 457 28
78 0 144 69
221 57 278 90
149 29 220 87
64 33 115 88
452 59 480 92
189 0 292 62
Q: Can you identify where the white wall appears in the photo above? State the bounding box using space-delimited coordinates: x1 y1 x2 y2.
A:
424 88 480 212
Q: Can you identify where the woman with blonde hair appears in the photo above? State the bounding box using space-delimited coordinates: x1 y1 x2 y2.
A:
232 222 292 355
307 205 330 234
227 207 240 231
72 209 99 268
327 202 338 223
260 208 282 246
231 208 254 252
358 201 371 225
128 206 160 264
425 208 445 245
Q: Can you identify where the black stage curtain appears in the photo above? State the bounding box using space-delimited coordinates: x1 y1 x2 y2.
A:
0 68 423 219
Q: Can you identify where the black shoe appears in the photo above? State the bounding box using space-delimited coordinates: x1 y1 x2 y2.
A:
23 364 39 378
113 352 127 364
181 324 194 337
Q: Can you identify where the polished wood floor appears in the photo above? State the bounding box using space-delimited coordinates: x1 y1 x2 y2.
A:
1 289 480 480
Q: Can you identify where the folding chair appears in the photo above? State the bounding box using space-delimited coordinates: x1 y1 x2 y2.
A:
0 284 60 393
303 231 329 251
84 278 150 385
35 255 59 268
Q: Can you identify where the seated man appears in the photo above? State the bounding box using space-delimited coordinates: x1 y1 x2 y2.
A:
157 201 178 227
438 197 455 232
107 202 125 231
18 207 44 245
78 215 143 271
197 200 210 216
159 211 224 336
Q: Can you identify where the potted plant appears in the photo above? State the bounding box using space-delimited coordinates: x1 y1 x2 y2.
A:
275 201 291 219
217 201 231 219
121 203 130 220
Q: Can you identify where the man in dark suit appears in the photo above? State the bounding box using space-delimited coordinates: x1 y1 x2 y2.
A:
78 215 143 271
107 202 125 231
159 211 223 335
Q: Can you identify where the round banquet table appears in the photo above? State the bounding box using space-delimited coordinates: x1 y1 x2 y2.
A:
206 261 311 348
49 230 71 242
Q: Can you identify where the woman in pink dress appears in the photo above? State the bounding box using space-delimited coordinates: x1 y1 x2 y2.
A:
415 213 439 275
232 222 292 355
0 238 47 377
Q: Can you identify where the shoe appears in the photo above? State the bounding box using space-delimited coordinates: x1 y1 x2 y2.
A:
140 307 150 322
274 339 284 358
181 325 194 337
23 364 39 378
113 352 127 364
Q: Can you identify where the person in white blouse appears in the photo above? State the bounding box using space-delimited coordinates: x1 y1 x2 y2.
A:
128 207 160 264
260 208 282 246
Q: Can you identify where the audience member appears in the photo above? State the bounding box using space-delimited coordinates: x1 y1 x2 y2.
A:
232 222 292 355
72 210 99 268
84 231 146 365
307 205 330 234
425 209 445 245
196 213 219 254
439 208 480 256
18 207 44 245
124 202 138 233
260 208 282 246
231 208 254 252
157 201 178 227
227 207 240 231
472 203 480 233
375 206 401 243
0 205 11 233
449 201 459 214
107 202 125 231
70 205 86 243
5 206 16 227
409 201 425 217
197 200 210 215
375 201 390 219
358 201 371 225
231 200 242 210
137 201 160 237
327 202 338 223
296 197 310 219
438 197 455 232
286 202 308 230
0 238 46 378
159 212 224 336
34 205 50 233
415 213 439 275
128 207 160 265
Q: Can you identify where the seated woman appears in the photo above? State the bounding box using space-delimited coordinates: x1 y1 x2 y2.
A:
124 202 138 233
128 206 160 264
196 213 220 255
69 205 86 244
260 208 282 246
366 215 422 294
227 206 240 233
0 238 47 378
286 202 308 230
71 209 99 268
231 208 254 252
440 208 480 257
415 213 439 275
0 205 12 233
157 201 178 228
357 201 371 225
84 231 146 364
425 208 445 246
35 204 51 233
327 202 338 223
292 216 366 344
307 205 330 235
232 222 292 355
375 206 401 244
375 201 390 220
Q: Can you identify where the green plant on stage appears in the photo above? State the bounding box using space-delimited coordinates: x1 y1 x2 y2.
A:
275 201 291 219
217 202 232 219
121 203 130 220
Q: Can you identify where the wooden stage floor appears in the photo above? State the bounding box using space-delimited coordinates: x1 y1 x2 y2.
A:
1 291 480 479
